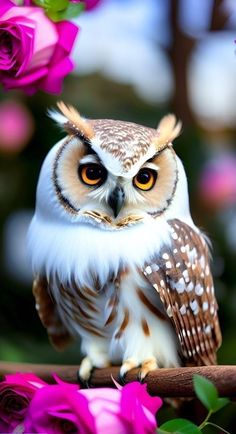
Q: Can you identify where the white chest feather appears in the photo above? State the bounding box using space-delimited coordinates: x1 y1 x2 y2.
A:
28 215 173 288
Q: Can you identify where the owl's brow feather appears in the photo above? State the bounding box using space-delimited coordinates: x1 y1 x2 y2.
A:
147 146 171 163
80 153 101 165
67 127 92 148
57 101 95 143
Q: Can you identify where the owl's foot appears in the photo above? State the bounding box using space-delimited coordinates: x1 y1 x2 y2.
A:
119 358 139 382
119 357 158 383
78 356 94 384
138 358 158 382
78 354 111 383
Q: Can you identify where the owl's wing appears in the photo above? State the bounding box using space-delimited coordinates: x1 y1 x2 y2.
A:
142 219 222 366
33 276 74 351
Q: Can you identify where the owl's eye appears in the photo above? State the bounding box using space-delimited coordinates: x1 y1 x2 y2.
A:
79 164 107 187
133 168 157 191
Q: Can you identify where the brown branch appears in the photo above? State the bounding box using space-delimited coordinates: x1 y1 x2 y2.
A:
0 362 236 397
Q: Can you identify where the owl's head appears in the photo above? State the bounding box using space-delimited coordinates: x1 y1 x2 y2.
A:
35 102 189 229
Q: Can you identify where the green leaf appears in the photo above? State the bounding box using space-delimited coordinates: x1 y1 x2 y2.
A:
45 10 61 21
193 374 218 411
46 0 69 12
159 418 202 434
34 0 70 12
212 397 230 412
33 0 48 7
57 2 85 19
46 2 84 21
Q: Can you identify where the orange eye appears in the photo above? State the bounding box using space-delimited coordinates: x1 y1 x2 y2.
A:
79 164 107 187
133 168 157 191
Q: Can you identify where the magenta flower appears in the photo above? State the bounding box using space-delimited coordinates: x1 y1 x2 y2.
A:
24 380 96 434
198 155 236 209
0 99 34 153
0 373 46 433
70 0 102 10
0 0 78 94
24 376 161 433
81 382 162 433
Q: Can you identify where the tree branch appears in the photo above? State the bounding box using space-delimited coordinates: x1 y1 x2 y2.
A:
0 362 236 397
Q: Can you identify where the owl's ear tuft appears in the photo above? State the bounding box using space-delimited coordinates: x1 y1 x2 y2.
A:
48 101 94 141
152 114 182 152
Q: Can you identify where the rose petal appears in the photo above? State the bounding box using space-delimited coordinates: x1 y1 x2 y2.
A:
24 384 96 434
80 384 160 434
0 0 13 16
53 21 79 61
0 21 34 75
0 4 78 94
39 21 78 93
5 373 47 389
1 65 48 93
0 372 47 432
40 57 74 94
0 420 9 433
84 0 101 11
0 389 29 432
121 382 162 414
70 0 101 10
120 382 162 433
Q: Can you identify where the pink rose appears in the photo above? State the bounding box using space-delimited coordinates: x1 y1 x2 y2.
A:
0 0 78 94
0 373 46 433
24 377 162 433
24 380 96 434
0 99 34 153
81 382 162 433
199 155 236 209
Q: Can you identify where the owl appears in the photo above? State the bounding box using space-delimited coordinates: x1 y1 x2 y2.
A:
28 102 222 382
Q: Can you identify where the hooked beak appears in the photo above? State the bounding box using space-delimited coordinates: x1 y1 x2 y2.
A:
108 185 125 218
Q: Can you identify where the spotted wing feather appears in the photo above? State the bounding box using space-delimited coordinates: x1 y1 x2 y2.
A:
33 276 74 350
142 219 222 366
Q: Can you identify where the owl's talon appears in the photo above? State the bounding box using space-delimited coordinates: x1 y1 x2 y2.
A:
118 372 127 385
77 371 89 388
137 371 146 384
119 358 139 381
77 369 94 388
138 358 158 382
78 356 94 384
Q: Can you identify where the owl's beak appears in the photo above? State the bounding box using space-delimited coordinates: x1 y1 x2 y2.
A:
108 185 125 218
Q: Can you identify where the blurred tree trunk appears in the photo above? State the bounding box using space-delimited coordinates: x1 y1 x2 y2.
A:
168 0 229 126
168 0 195 125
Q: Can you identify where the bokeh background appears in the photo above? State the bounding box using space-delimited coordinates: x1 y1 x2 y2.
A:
0 0 236 426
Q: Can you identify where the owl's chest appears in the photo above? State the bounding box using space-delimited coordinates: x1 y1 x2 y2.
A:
57 218 172 291
55 261 166 340
52 220 172 335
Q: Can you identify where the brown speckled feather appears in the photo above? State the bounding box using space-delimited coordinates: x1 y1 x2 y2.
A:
33 275 108 347
33 277 73 350
142 219 222 366
89 119 156 172
152 114 182 152
57 101 94 139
